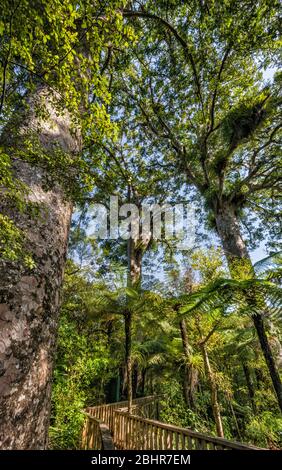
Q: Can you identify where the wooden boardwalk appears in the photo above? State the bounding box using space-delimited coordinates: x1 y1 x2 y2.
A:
81 396 262 451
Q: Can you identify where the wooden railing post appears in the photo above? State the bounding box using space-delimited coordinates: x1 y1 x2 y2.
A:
83 395 264 451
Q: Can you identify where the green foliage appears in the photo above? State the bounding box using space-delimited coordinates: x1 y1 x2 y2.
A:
49 262 122 449
114 0 281 250
49 313 112 449
221 92 270 150
159 379 212 434
0 214 35 267
50 243 282 449
49 380 86 450
245 412 282 448
180 260 282 322
0 0 132 260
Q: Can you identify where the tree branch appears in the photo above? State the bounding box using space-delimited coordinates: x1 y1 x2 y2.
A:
200 320 221 345
207 46 231 135
123 9 204 112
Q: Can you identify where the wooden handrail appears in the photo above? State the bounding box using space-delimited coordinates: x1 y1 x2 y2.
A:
86 395 159 434
82 395 264 451
113 410 263 450
81 412 115 450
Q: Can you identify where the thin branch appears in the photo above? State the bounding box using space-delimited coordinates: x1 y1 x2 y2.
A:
123 9 204 112
208 46 231 135
101 46 112 75
100 143 129 181
200 320 221 345
0 2 21 114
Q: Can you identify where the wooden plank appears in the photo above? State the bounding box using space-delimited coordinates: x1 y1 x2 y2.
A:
126 415 130 449
137 418 142 450
181 432 185 450
195 438 201 450
163 429 168 450
100 423 115 450
201 440 208 450
143 422 147 450
121 414 125 450
129 416 133 450
175 432 179 450
168 431 173 450
150 424 154 449
81 419 87 450
82 395 263 451
160 427 165 450
154 426 159 450
187 435 193 450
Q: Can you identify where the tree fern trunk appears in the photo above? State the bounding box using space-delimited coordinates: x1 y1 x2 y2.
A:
125 309 133 414
201 343 224 437
179 319 198 409
242 362 256 413
215 204 282 413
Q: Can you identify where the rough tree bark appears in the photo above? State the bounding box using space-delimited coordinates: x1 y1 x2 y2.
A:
215 203 282 413
179 319 198 409
201 343 224 438
124 309 133 413
124 197 150 413
124 234 142 413
0 87 80 449
140 368 146 396
132 362 139 398
242 363 256 413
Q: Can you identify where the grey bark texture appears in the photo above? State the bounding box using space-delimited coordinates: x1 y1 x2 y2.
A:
0 87 81 449
215 204 282 413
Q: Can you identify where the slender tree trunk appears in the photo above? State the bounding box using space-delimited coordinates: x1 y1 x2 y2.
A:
179 319 198 409
141 368 146 396
255 367 263 390
125 197 146 412
124 236 139 413
124 309 133 414
201 343 224 438
0 88 80 448
215 204 282 413
132 362 138 398
268 321 282 370
149 369 153 394
252 313 282 409
122 365 127 398
228 396 241 439
242 363 256 413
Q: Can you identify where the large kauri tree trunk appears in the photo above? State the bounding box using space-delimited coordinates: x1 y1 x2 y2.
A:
0 88 80 448
215 204 282 413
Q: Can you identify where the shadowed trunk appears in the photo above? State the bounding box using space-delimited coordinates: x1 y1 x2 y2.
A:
132 362 138 398
141 368 146 396
179 319 198 409
255 367 263 390
0 87 80 449
125 232 141 413
242 363 256 413
124 309 133 413
124 235 141 413
215 204 282 412
125 198 147 413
